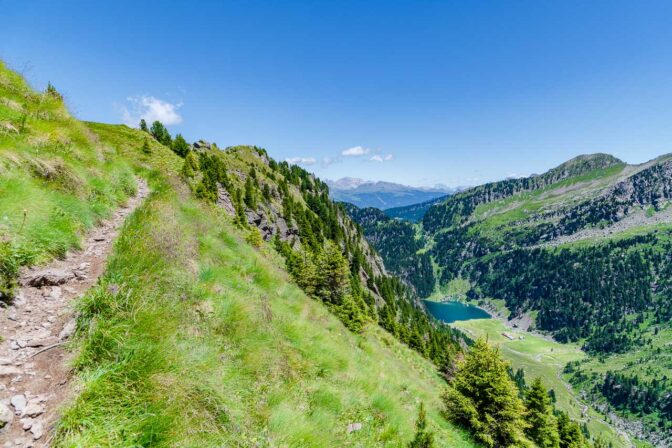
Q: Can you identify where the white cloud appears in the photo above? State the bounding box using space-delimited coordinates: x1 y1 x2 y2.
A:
341 146 370 157
121 95 183 126
369 154 394 162
286 156 317 166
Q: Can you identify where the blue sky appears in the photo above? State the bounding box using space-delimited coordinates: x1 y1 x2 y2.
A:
2 1 672 187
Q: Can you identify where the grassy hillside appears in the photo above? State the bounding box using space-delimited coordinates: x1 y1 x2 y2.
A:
0 61 142 301
0 62 474 447
54 162 475 447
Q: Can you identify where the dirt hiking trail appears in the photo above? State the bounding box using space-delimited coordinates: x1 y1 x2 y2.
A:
0 179 149 447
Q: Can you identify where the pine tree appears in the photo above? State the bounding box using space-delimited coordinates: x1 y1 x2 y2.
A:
408 402 434 448
557 412 589 448
150 120 172 146
317 241 350 305
244 176 257 210
180 151 199 179
139 119 149 133
46 82 63 100
246 228 264 248
525 378 560 448
141 138 151 155
335 294 366 332
172 133 190 158
443 338 531 448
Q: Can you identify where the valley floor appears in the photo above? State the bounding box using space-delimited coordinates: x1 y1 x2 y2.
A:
451 318 650 448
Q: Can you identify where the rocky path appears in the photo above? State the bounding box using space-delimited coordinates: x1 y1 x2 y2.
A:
0 179 149 447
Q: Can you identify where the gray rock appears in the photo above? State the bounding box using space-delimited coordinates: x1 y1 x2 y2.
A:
192 140 212 151
10 394 26 413
347 422 362 433
25 269 74 287
26 336 58 348
0 358 11 366
20 417 33 430
245 209 263 226
216 186 236 217
29 421 43 440
0 403 13 428
49 286 62 299
0 366 21 378
59 318 76 340
21 403 44 418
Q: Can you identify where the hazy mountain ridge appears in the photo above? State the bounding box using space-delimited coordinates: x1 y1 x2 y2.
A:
326 177 456 209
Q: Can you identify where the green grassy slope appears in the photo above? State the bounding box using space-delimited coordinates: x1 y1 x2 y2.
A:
53 127 475 447
0 62 474 447
0 61 143 300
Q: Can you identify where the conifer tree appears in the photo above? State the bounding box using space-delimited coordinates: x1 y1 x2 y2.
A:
557 412 589 448
408 402 434 448
335 294 366 332
244 176 257 209
525 378 560 448
141 138 151 155
317 241 350 305
180 151 199 178
150 120 172 146
172 133 190 157
139 119 148 133
443 338 531 447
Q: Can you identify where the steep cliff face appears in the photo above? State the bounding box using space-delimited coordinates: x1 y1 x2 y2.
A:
204 146 386 279
342 203 435 298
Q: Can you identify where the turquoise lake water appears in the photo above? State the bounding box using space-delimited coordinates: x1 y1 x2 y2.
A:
423 300 491 324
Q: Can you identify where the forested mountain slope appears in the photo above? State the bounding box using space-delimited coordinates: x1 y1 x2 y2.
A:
421 153 672 444
385 195 450 223
341 203 435 297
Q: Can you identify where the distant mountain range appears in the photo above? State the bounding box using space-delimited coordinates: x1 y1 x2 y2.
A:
326 177 459 209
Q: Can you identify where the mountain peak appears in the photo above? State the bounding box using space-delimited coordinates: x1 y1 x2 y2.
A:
542 153 624 179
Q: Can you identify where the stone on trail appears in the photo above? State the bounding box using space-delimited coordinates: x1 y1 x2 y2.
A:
26 336 58 348
20 417 33 430
59 318 76 340
10 394 26 413
29 420 43 440
21 403 44 418
0 366 21 378
24 269 74 287
0 403 13 428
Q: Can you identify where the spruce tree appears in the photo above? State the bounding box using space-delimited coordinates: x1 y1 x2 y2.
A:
408 402 434 448
317 241 350 305
139 119 148 133
443 338 531 447
172 133 190 157
181 151 199 179
557 412 589 448
525 378 560 448
141 138 151 155
150 120 172 146
244 176 257 209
